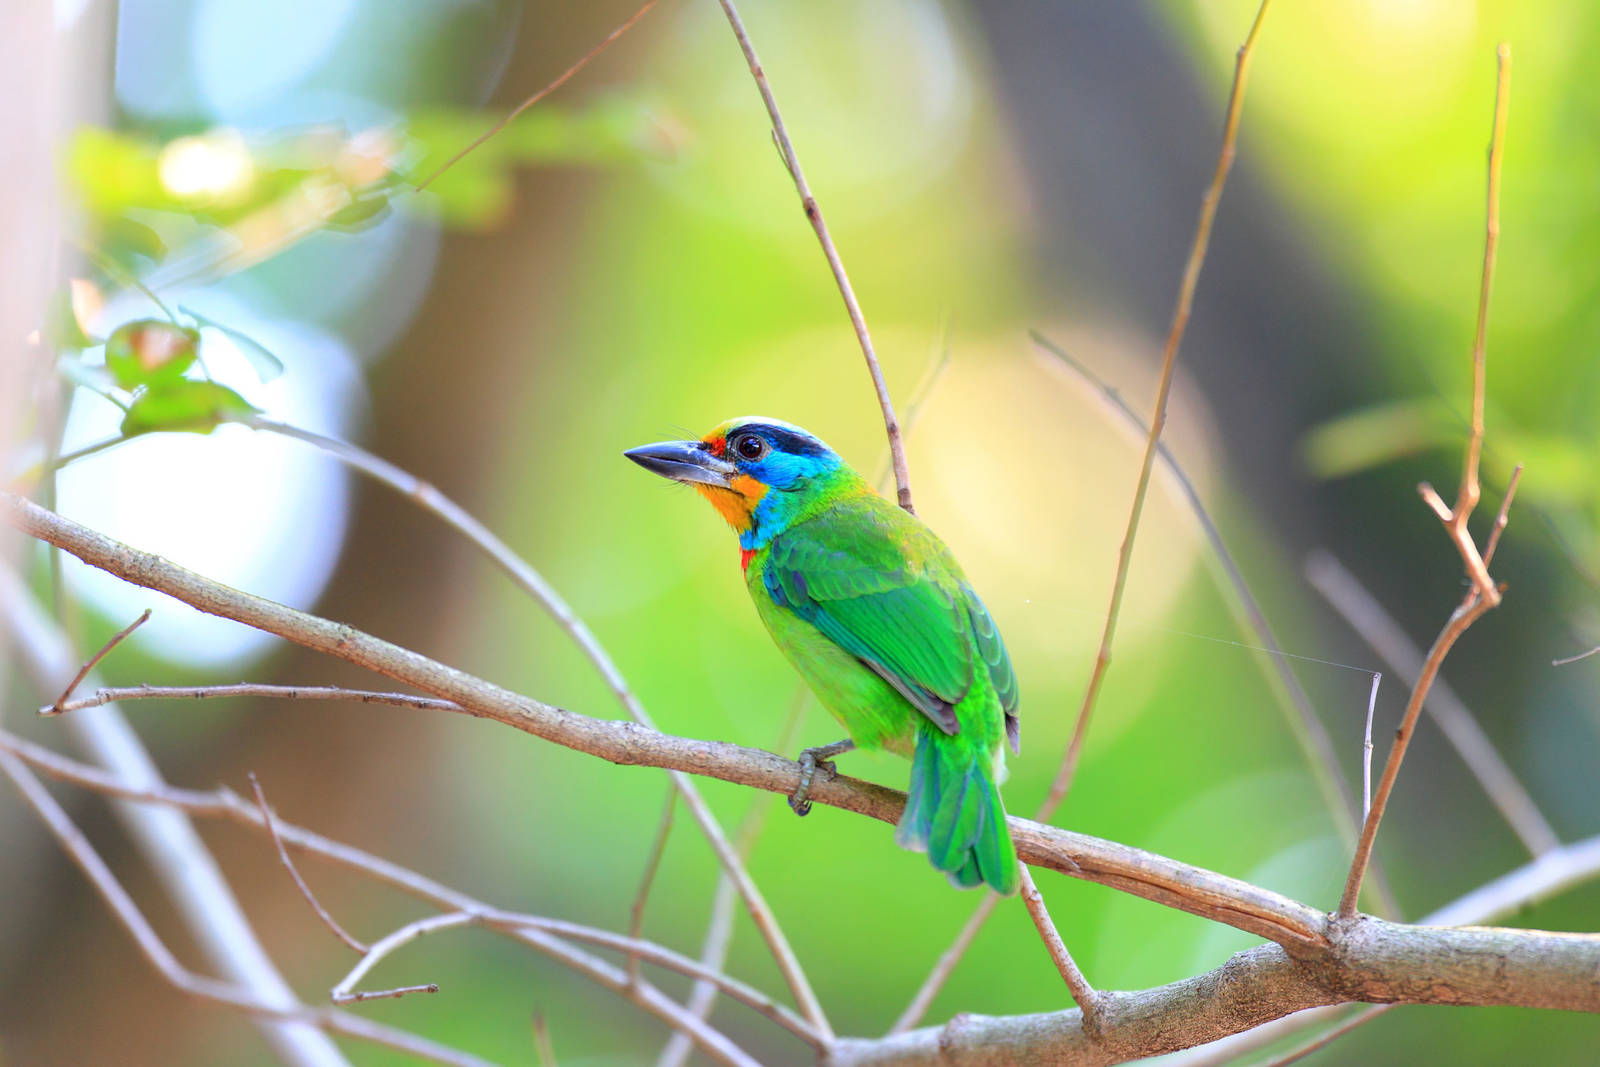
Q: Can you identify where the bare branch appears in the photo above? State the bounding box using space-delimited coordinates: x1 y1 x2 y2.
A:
0 726 816 1062
1158 833 1600 1067
11 719 1600 1065
660 690 812 1067
1418 44 1513 607
1251 1006 1391 1067
250 772 370 954
533 1014 558 1067
1306 551 1558 857
0 570 350 1067
1032 329 1397 915
713 0 913 512
1336 44 1518 917
1553 646 1600 667
1041 0 1274 827
413 0 659 191
0 749 491 1067
48 607 149 712
2 491 1333 953
1338 592 1498 915
1482 464 1522 566
830 920 1600 1067
47 682 460 717
237 418 832 1041
1461 45 1513 533
898 1 1279 1018
332 912 465 1004
1017 868 1101 1033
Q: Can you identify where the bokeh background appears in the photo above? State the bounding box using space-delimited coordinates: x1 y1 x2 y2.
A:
3 0 1598 1064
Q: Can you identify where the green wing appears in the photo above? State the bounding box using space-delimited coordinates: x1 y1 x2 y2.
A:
762 498 979 737
963 581 1020 753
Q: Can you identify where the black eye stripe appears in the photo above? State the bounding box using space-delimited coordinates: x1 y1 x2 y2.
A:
733 424 827 458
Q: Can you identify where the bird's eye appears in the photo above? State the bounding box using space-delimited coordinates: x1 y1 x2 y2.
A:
733 434 768 461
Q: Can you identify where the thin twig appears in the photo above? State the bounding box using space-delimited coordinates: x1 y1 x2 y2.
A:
1338 592 1498 916
1553 646 1600 667
872 322 951 491
413 0 659 191
1249 1006 1390 1067
332 912 465 1004
46 682 462 717
0 749 492 1067
533 1014 558 1067
713 0 913 512
1417 46 1512 607
49 607 149 712
0 571 349 1067
892 5 1277 1025
1033 330 1398 914
1482 464 1522 566
1016 868 1101 1035
1306 551 1557 858
1460 45 1513 575
236 417 833 1042
1361 673 1380 821
250 772 369 954
1040 0 1273 823
628 790 677 985
659 689 812 1067
1337 42 1516 920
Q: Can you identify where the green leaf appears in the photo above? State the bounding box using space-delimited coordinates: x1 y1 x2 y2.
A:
119 381 258 437
180 307 285 383
104 320 200 389
325 193 392 232
1301 399 1454 479
100 216 169 266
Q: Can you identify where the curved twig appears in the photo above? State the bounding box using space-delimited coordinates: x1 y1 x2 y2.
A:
713 0 912 511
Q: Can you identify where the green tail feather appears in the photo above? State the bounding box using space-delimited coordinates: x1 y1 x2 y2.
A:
896 726 1018 895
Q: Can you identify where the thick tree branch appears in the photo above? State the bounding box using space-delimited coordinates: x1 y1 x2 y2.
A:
2 490 1331 954
830 920 1600 1067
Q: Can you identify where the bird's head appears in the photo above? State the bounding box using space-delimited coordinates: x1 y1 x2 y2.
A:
624 417 850 543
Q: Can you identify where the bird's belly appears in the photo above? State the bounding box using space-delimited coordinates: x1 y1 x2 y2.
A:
751 589 918 757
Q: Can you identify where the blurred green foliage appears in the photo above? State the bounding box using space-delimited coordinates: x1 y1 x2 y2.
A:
15 1 1599 1065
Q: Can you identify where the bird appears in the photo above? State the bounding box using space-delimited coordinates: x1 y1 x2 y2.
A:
624 417 1020 894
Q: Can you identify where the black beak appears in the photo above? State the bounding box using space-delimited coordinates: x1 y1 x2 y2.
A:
624 439 736 488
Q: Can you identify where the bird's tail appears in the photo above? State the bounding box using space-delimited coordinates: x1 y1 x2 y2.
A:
895 723 1018 895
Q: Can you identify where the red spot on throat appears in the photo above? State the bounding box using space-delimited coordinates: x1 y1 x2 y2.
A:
740 548 756 571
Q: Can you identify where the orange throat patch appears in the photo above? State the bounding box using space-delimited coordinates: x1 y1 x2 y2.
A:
694 476 766 533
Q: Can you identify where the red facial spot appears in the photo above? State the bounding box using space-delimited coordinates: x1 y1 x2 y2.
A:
740 548 756 571
707 434 727 458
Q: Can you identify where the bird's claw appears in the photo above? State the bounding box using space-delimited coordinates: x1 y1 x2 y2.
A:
789 738 854 817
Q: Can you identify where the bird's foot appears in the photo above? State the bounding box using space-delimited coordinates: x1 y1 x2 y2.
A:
790 738 855 816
